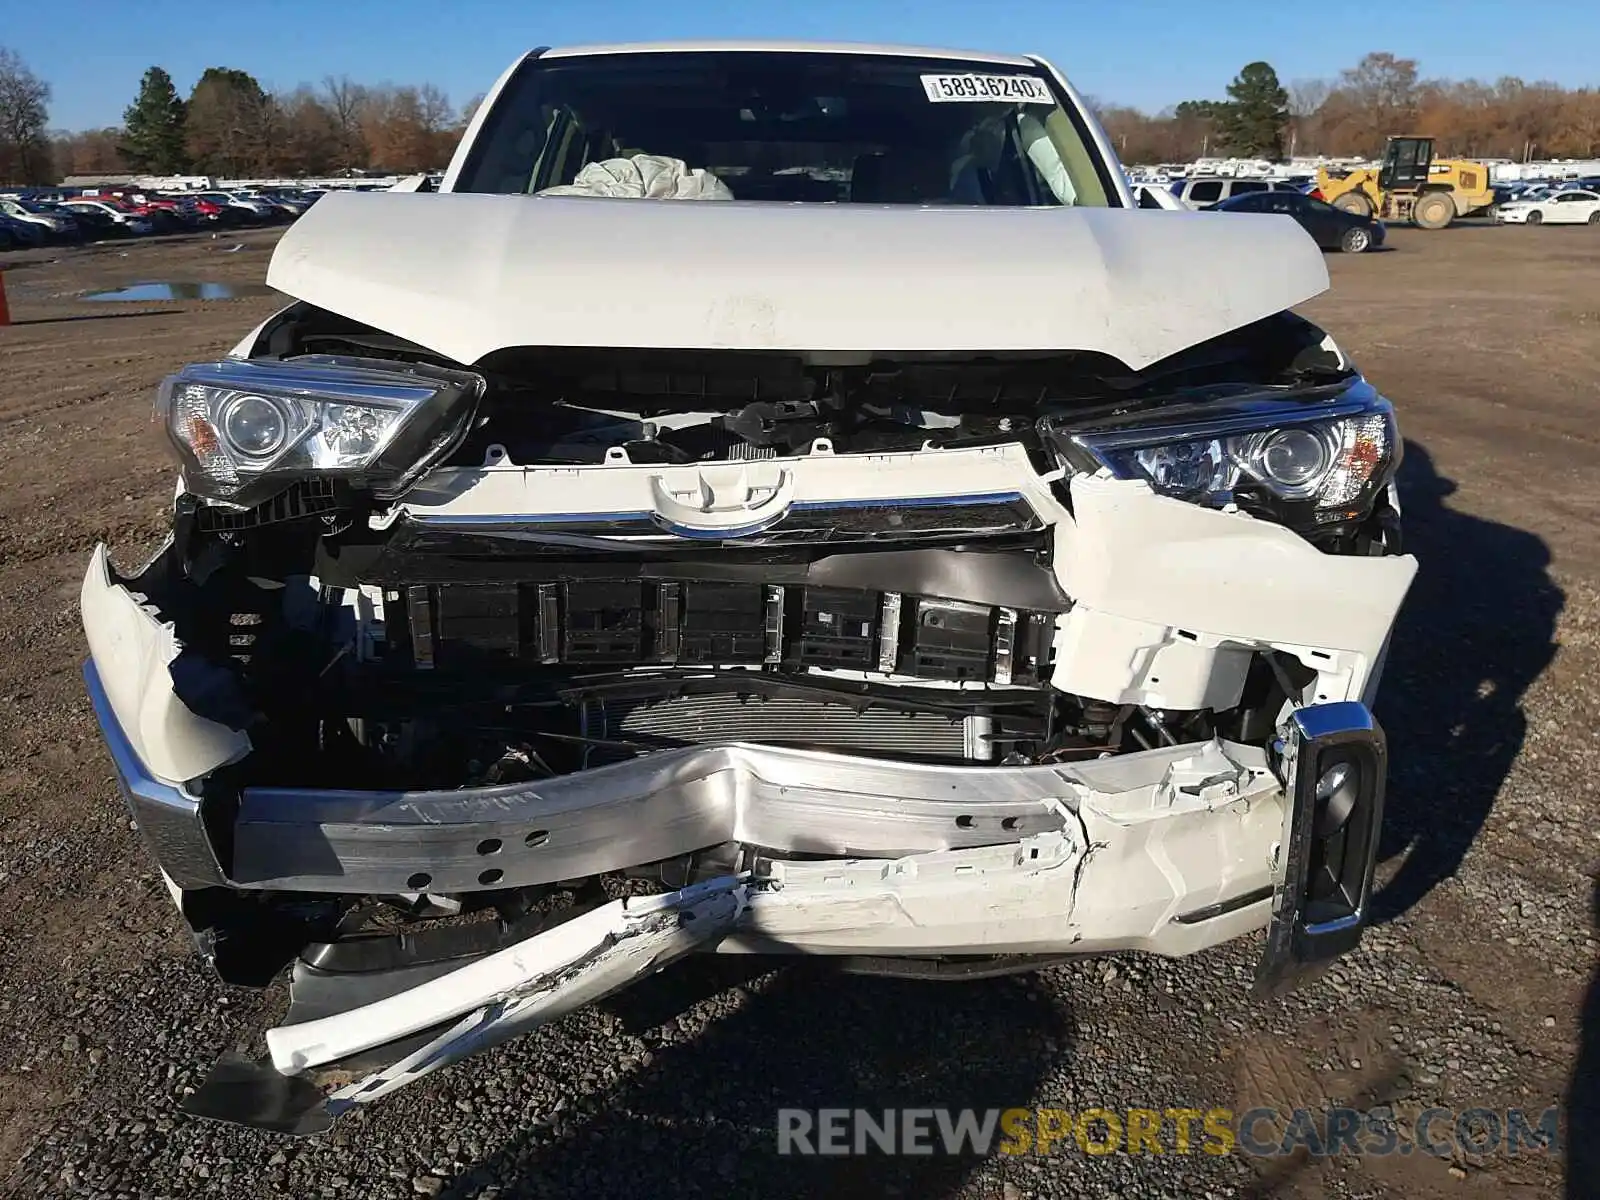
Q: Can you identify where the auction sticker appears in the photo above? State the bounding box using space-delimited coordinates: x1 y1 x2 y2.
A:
921 73 1054 103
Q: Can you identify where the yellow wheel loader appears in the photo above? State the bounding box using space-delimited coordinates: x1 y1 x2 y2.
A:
1314 136 1495 229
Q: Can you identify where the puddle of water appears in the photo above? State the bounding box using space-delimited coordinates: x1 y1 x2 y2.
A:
81 281 272 302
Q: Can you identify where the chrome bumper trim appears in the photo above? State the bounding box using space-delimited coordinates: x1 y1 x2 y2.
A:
1255 700 1387 993
83 661 227 888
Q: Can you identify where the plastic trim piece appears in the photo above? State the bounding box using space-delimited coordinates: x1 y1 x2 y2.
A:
83 660 227 889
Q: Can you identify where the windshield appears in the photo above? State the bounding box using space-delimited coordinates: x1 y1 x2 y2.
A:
455 50 1115 207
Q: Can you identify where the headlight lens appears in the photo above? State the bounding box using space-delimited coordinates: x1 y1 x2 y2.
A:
1131 439 1228 498
158 355 483 508
219 394 291 458
1255 427 1330 492
1056 389 1398 525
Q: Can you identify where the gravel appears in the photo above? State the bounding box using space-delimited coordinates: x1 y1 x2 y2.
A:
1 226 1592 1200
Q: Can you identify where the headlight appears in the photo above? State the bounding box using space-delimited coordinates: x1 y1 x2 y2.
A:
1050 386 1398 528
157 355 483 508
219 393 292 457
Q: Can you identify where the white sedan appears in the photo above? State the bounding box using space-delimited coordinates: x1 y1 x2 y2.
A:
1495 189 1600 225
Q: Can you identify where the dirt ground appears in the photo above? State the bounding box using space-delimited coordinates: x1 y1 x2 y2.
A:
0 223 1596 1199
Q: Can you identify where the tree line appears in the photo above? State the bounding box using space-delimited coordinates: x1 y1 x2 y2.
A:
1097 52 1600 165
1 51 480 183
3 45 1599 185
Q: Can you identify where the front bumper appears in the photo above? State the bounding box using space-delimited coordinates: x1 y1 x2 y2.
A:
88 646 1285 955
81 472 1412 1130
96 679 1384 1134
93 628 1385 1132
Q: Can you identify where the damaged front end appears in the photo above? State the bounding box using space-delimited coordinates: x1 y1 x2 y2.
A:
82 308 1413 1132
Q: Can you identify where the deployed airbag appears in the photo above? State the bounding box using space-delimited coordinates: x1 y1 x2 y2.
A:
539 155 734 200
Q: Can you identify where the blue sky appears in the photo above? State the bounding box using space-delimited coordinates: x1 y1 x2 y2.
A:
11 0 1595 131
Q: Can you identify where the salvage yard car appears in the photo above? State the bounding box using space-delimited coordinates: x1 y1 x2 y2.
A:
80 40 1417 1133
59 198 154 236
1209 189 1387 253
1494 188 1600 225
0 196 80 243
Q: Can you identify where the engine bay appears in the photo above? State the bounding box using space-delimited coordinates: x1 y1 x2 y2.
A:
255 303 1353 469
141 314 1371 797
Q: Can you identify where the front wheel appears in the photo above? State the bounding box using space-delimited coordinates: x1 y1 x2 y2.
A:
1340 226 1372 254
1412 192 1455 229
1527 210 1543 225
1333 191 1373 218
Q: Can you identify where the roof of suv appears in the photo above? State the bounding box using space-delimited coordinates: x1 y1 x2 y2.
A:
539 40 1037 66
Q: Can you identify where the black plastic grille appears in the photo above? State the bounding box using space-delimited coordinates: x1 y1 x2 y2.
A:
195 481 339 531
396 579 1056 685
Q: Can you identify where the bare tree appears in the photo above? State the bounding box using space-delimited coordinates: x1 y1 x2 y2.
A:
358 84 401 169
1285 78 1332 155
1339 52 1420 154
0 46 52 183
416 83 453 135
237 85 286 173
458 92 486 129
1555 89 1600 158
416 84 459 166
357 83 459 171
1288 79 1331 119
51 127 123 176
279 87 340 176
187 68 260 176
321 75 369 170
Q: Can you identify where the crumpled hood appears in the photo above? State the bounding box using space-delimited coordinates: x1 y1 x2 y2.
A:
266 191 1328 370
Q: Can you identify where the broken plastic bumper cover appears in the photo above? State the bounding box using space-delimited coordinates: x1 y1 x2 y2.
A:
184 876 749 1134
79 466 1403 1129
184 688 1384 1136
90 684 1383 1132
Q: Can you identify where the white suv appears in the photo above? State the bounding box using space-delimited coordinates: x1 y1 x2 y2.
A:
83 40 1412 1133
1169 177 1303 210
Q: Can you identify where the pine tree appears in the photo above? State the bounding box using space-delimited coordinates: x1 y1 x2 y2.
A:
121 67 188 173
1219 62 1289 159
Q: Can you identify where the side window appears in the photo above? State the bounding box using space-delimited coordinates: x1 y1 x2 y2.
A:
1188 180 1222 204
1232 180 1268 195
1137 188 1164 209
